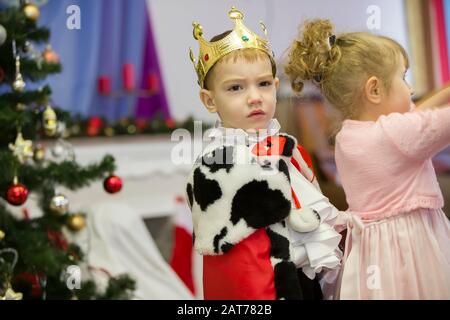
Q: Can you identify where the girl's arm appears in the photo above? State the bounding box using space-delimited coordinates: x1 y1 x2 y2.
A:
380 107 450 161
416 83 450 110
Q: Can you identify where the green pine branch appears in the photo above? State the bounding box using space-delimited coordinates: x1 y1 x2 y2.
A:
0 58 62 84
97 275 136 300
0 151 116 194
76 275 136 300
0 6 60 89
0 5 136 300
0 7 50 43
0 85 52 107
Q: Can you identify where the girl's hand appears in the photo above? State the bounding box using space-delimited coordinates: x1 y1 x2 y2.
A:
416 83 450 110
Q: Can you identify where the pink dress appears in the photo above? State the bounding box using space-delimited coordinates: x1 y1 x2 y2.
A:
334 107 450 299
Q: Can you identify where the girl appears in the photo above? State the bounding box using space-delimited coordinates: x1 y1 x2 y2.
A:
284 19 450 299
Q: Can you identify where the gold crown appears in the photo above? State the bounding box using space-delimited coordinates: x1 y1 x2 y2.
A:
189 6 276 88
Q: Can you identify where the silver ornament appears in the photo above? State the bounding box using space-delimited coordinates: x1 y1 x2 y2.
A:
22 41 31 53
51 143 65 158
0 24 6 47
12 73 26 92
50 194 69 215
56 121 70 138
50 138 75 162
12 56 26 92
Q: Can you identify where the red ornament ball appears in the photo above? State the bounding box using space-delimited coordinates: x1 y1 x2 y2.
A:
6 183 28 206
14 272 44 298
165 118 176 129
47 229 69 251
0 67 5 83
103 175 122 194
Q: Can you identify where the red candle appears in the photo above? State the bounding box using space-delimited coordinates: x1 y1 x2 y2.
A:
87 116 103 136
97 76 111 95
122 63 135 91
147 73 160 92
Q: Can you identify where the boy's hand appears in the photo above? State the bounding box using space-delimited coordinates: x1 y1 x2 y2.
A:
288 207 321 233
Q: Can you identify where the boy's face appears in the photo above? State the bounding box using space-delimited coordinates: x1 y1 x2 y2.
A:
199 55 279 131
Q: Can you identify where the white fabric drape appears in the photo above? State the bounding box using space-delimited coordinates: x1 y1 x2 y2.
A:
72 201 194 300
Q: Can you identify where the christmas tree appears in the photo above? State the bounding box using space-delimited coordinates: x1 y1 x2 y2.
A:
0 2 135 299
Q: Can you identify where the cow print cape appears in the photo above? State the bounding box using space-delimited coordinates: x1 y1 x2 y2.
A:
186 133 308 299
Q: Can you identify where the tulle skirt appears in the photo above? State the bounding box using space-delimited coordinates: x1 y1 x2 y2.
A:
337 208 450 300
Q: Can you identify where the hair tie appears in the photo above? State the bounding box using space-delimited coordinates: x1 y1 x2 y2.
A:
329 34 336 46
313 74 323 83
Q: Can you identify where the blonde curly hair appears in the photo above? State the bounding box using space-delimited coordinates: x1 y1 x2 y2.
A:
284 19 409 120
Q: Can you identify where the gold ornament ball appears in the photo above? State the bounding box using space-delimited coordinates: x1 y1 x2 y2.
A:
33 144 46 162
0 230 5 241
42 47 60 64
50 194 69 215
104 127 115 137
119 118 130 127
67 214 86 232
43 105 57 137
23 4 40 21
127 124 137 135
70 124 81 136
45 122 57 136
16 103 26 111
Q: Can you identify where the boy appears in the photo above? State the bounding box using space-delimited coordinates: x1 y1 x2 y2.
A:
186 6 339 300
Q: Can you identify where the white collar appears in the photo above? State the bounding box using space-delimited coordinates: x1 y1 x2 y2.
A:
208 119 281 144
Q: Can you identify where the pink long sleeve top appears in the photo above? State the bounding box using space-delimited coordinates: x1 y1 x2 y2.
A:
335 107 450 220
